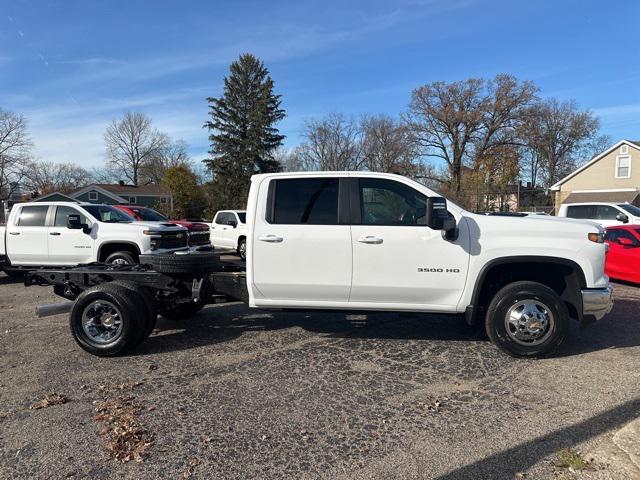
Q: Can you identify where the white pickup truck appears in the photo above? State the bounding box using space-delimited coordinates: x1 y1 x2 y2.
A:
0 201 189 275
28 172 613 358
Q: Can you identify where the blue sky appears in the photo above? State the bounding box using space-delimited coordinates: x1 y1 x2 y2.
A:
1 0 639 167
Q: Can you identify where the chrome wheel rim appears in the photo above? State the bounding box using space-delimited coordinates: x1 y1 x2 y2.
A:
505 299 554 345
110 258 129 265
239 242 246 258
82 300 123 344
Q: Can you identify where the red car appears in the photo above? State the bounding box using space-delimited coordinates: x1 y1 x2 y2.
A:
604 225 640 284
114 205 211 247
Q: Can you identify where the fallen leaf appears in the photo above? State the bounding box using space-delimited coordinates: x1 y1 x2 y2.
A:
30 393 68 410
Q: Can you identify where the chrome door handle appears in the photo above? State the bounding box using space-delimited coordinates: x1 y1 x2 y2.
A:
357 236 383 244
49 232 61 236
8 232 20 235
258 235 283 243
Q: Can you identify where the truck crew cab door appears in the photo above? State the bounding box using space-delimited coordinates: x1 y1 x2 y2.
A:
349 177 469 310
6 205 50 265
48 205 94 265
251 176 352 305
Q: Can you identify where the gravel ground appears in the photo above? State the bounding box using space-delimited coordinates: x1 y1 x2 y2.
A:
0 266 639 480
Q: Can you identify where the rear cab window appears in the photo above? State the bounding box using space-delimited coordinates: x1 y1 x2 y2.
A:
565 205 596 219
269 178 339 225
17 206 49 226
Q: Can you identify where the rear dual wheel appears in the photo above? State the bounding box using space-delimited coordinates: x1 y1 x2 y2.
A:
69 282 157 357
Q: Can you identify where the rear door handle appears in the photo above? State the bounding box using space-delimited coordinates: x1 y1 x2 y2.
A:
357 236 383 244
258 235 283 243
8 232 20 235
49 232 61 236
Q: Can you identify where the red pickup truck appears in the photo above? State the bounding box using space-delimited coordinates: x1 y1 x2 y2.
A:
114 205 211 247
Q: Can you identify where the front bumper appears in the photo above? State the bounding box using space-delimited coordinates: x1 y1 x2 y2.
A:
581 286 613 322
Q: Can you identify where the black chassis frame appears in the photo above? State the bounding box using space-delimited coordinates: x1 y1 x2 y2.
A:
24 262 223 307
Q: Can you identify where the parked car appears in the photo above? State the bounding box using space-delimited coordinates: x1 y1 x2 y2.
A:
114 205 211 247
0 202 189 275
29 172 612 358
604 225 640 283
558 202 640 227
210 210 247 260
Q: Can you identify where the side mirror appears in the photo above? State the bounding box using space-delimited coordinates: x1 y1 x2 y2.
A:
616 213 629 224
618 237 636 247
426 197 457 239
67 214 91 234
227 219 237 228
67 214 82 229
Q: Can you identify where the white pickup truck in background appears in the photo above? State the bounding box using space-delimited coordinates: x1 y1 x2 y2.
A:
0 202 189 276
557 201 640 227
210 210 248 260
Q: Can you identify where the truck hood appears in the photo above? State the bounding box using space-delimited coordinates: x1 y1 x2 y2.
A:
139 220 209 231
129 221 187 231
464 212 604 233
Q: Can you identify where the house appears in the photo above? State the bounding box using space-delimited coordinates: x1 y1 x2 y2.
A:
70 182 173 209
551 140 640 213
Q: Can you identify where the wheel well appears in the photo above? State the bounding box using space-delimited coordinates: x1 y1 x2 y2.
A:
471 260 585 324
98 243 140 262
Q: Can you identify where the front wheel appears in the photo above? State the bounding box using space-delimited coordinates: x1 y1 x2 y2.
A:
237 239 246 261
485 281 569 358
105 251 137 265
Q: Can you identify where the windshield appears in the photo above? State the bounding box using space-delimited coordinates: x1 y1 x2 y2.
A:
81 205 134 223
618 204 640 216
132 207 167 221
237 212 246 223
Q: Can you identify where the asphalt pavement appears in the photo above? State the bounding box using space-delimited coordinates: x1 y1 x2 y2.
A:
0 265 639 479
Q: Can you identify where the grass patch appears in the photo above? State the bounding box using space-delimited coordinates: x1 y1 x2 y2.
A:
554 448 591 470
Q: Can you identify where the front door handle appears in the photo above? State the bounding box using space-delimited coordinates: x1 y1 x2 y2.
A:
357 236 383 244
258 235 283 243
49 232 61 236
8 232 20 235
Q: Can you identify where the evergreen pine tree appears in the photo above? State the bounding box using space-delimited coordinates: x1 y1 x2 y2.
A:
204 53 285 207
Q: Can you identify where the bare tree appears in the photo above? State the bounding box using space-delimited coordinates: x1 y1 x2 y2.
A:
273 148 303 172
0 108 32 202
140 137 191 184
104 112 167 186
360 114 420 176
297 113 365 171
519 99 600 189
24 160 92 195
405 75 537 196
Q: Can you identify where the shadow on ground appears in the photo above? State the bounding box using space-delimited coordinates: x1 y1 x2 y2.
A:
436 398 640 480
135 296 640 358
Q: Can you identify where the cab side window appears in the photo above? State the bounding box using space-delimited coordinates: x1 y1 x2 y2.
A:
215 212 229 225
271 178 339 225
605 229 638 245
54 206 87 227
565 205 596 219
17 206 49 226
595 205 620 220
358 178 426 226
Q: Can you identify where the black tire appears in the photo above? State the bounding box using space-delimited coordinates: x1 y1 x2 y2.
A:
139 251 218 274
112 281 158 338
237 238 247 261
485 281 569 358
160 300 206 320
69 284 144 356
105 251 137 265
